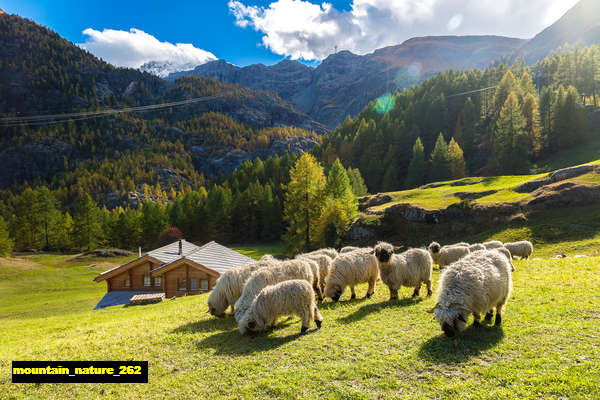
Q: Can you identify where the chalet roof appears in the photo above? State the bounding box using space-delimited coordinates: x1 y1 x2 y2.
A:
151 241 254 275
94 240 254 282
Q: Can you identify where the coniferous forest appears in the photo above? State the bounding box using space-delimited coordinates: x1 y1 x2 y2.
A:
0 6 599 255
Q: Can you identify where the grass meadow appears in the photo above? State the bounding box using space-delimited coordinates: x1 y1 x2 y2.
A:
1 241 599 399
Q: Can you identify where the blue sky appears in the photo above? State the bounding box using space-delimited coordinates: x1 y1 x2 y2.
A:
1 0 579 69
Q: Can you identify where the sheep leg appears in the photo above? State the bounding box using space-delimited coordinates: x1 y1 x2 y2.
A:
484 310 494 322
412 285 420 298
350 286 356 300
472 313 481 327
366 278 376 299
426 280 432 297
313 282 323 302
389 287 398 300
495 303 504 326
314 306 323 329
300 309 312 334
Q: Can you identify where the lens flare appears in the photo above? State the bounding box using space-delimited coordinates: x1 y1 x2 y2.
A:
375 93 395 115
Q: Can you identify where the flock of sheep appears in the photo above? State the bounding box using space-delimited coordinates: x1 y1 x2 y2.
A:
207 239 534 338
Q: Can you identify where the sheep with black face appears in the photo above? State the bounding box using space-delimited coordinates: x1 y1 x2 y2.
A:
427 250 512 337
373 242 433 300
324 249 379 302
428 242 470 269
239 280 323 336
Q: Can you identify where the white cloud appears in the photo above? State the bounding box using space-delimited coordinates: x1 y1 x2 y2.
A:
229 0 580 61
78 28 217 71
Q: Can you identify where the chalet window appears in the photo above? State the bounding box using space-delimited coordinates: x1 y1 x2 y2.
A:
124 279 130 288
143 275 151 287
178 279 186 291
201 279 209 291
154 276 161 287
190 278 198 291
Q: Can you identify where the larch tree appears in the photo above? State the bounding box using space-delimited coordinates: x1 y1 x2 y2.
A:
447 138 467 179
429 133 451 182
493 92 529 173
405 137 426 188
73 194 104 251
283 153 326 254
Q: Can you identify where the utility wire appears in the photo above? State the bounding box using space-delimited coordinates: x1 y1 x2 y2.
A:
446 86 497 98
0 93 234 127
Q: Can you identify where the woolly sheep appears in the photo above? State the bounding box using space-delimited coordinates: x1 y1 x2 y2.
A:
468 243 486 252
207 258 278 317
234 259 314 323
452 242 470 247
294 255 323 301
428 242 471 269
296 253 333 294
504 241 533 260
340 246 361 253
494 247 516 271
306 248 338 260
374 242 433 300
238 280 323 336
324 250 379 302
483 240 504 250
427 250 513 337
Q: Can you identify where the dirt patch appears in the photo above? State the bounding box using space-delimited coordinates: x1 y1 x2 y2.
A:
0 257 41 269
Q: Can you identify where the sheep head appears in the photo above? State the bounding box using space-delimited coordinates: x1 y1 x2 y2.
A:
428 242 441 254
427 303 469 337
207 289 228 318
374 242 396 263
325 283 343 302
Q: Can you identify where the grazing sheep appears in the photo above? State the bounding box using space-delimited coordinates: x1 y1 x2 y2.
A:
325 250 379 302
234 259 314 323
504 241 534 260
483 240 504 250
296 253 332 294
340 246 361 253
428 242 471 269
494 247 516 271
427 250 513 337
374 242 433 300
468 243 486 252
453 242 470 247
238 280 323 336
207 259 278 317
306 248 338 260
294 255 323 301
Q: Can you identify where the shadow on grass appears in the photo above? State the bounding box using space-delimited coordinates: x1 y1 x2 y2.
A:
338 297 424 324
418 325 504 364
172 316 237 334
194 319 315 355
317 296 370 311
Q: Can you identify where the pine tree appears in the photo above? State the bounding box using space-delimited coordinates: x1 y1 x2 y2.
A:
429 133 450 182
447 138 467 179
325 159 358 219
283 153 326 254
73 194 103 250
405 137 426 188
521 93 542 157
493 92 529 173
36 186 61 250
346 168 368 197
493 71 519 118
315 199 349 249
0 215 14 257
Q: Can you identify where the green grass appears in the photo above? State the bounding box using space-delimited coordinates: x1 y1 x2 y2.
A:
1 249 599 399
232 243 286 260
531 137 600 173
369 160 599 212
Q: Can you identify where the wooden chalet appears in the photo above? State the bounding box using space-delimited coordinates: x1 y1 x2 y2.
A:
94 240 254 302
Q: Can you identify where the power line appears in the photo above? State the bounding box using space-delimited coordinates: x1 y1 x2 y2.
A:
446 86 497 98
0 93 235 127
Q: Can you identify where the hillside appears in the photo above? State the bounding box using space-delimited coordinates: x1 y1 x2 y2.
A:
514 0 600 64
169 36 525 128
349 161 600 256
0 12 324 193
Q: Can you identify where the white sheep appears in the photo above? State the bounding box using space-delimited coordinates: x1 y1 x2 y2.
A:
428 242 471 269
238 280 323 336
453 242 470 247
234 258 314 323
296 253 332 295
324 250 379 301
207 258 278 317
483 240 504 250
294 255 323 301
468 243 486 252
374 242 433 299
504 241 533 259
306 248 338 259
340 246 361 253
427 250 513 337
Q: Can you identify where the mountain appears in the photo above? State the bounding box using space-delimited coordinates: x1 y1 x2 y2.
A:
170 36 525 128
514 0 600 64
0 11 324 196
139 60 206 78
